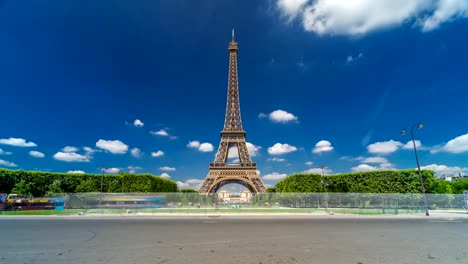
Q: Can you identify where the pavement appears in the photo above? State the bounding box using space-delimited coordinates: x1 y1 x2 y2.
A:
0 216 467 264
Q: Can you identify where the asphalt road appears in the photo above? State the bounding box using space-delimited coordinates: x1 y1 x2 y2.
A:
0 216 467 264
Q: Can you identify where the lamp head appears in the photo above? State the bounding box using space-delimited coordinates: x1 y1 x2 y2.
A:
417 123 424 129
400 130 407 135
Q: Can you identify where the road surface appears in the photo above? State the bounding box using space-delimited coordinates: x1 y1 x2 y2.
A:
0 216 467 264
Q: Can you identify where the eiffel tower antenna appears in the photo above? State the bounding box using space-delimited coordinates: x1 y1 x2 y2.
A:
199 31 267 195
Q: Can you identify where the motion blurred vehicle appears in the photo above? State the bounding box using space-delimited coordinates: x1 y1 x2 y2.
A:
0 193 65 211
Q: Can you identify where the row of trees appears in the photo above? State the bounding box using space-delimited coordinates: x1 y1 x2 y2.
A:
0 169 177 196
274 170 468 194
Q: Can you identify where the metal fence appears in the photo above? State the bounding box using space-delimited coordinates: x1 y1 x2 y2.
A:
65 192 468 211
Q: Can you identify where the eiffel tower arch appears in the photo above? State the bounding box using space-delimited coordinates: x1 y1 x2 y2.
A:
199 30 267 195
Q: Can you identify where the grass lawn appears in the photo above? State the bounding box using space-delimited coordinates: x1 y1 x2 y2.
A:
0 209 84 216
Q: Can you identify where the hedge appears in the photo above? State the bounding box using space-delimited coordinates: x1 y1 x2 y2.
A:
0 168 177 196
275 170 441 194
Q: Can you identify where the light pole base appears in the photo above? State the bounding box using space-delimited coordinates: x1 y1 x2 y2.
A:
425 209 430 216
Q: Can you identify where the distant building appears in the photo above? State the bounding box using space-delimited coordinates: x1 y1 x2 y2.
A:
442 172 468 182
217 190 252 203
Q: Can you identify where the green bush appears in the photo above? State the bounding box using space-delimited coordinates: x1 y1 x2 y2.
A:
275 170 439 194
0 168 177 196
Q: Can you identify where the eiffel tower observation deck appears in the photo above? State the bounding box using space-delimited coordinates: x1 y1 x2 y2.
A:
199 30 267 195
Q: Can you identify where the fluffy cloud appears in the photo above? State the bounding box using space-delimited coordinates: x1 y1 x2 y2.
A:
277 0 468 36
422 0 468 32
133 119 144 127
62 146 79 153
67 170 85 174
277 0 308 18
0 137 37 147
96 139 128 154
103 167 120 174
130 148 142 158
303 167 333 174
228 143 261 158
402 140 423 150
127 166 142 173
367 140 403 154
260 110 299 123
361 157 388 164
351 163 395 172
0 159 18 167
269 157 286 162
431 133 468 154
312 140 334 153
268 143 297 155
305 161 313 165
151 150 165 157
29 151 45 158
176 179 203 189
150 129 169 136
346 53 363 63
83 147 97 154
0 148 12 155
160 173 171 179
187 141 214 152
160 166 176 171
53 152 91 162
262 172 288 180
421 164 468 176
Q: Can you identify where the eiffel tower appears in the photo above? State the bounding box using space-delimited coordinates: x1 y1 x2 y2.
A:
199 30 267 194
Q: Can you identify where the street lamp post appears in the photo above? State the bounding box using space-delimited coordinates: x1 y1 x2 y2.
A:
100 167 106 209
401 123 430 216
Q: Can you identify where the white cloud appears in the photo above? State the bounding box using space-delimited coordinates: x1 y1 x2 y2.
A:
246 142 261 157
151 150 165 157
303 167 333 174
0 148 12 155
29 151 45 158
127 166 141 173
176 178 203 189
351 164 378 172
53 152 91 162
198 143 214 152
367 140 403 154
187 140 214 152
0 159 18 167
67 170 85 174
62 146 79 153
421 164 468 176
258 113 267 118
305 161 313 165
130 148 142 158
431 133 468 154
269 157 286 162
277 0 308 18
268 143 298 155
160 166 176 171
160 173 171 179
262 172 288 180
0 137 37 147
312 140 334 153
362 157 388 164
150 129 169 136
83 147 97 154
277 0 468 36
402 140 423 150
187 141 201 148
422 0 468 32
262 110 298 123
346 53 363 63
103 167 120 174
351 163 395 172
133 119 144 127
96 139 128 154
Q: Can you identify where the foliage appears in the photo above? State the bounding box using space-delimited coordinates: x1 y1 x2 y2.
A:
266 187 276 193
452 178 468 194
0 168 177 196
275 170 440 194
180 188 198 193
10 179 31 195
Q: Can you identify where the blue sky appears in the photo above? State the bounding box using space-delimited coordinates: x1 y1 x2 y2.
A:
1 0 468 189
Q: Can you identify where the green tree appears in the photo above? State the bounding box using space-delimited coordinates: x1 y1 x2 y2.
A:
75 178 98 193
10 179 31 195
47 179 63 195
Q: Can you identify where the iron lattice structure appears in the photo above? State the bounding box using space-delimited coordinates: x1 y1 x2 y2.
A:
199 31 267 195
